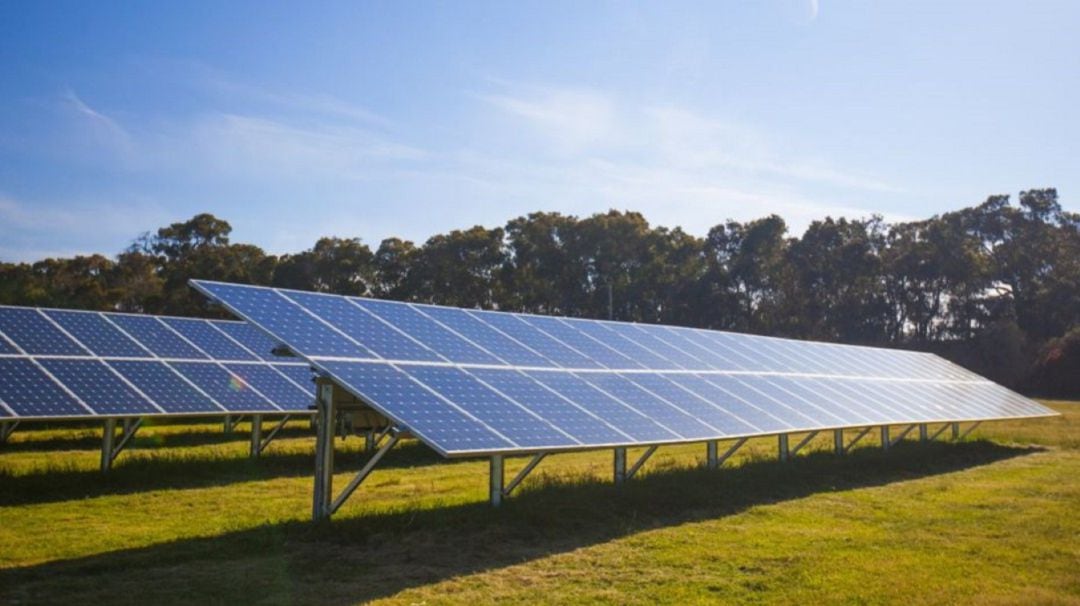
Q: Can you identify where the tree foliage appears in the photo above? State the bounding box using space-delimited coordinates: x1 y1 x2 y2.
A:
1 189 1077 396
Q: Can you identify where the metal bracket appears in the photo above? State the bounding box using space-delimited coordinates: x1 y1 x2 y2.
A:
326 429 401 516
889 424 917 447
613 445 659 485
958 421 982 440
250 415 291 457
707 437 748 469
501 453 547 500
101 417 142 472
625 445 658 481
842 427 873 454
0 420 18 444
789 431 820 457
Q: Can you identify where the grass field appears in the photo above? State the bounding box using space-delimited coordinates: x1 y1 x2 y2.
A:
1 402 1078 605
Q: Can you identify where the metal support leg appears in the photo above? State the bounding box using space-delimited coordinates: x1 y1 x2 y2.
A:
249 414 263 458
889 424 916 447
919 423 928 442
833 429 844 455
778 434 790 462
706 441 718 469
716 437 748 467
490 455 505 507
101 418 116 473
844 427 873 453
928 423 950 442
364 429 375 452
312 384 336 521
502 453 547 499
880 426 891 451
613 447 627 486
328 431 401 514
252 415 291 456
951 422 960 440
0 420 18 444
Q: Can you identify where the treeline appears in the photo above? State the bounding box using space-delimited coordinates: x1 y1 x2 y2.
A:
1 189 1077 397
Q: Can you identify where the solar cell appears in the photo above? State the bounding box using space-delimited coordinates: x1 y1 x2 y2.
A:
469 310 602 369
212 321 283 360
619 373 757 435
107 360 223 413
564 319 681 370
222 363 311 411
576 373 716 439
0 358 88 417
350 298 500 364
163 318 258 361
405 365 576 448
46 310 151 358
272 363 315 393
317 360 512 453
168 362 277 412
525 371 676 441
412 304 555 367
0 307 88 355
518 316 642 369
109 315 209 359
37 358 160 415
0 334 17 354
668 374 793 432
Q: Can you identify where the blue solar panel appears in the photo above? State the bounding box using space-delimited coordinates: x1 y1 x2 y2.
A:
109 315 209 359
271 290 420 360
576 373 716 439
0 358 87 417
352 299 502 365
518 316 642 369
222 363 310 411
525 371 676 441
665 374 793 432
163 318 258 361
734 375 850 426
318 361 512 453
405 365 576 448
0 333 18 354
193 282 372 359
37 358 159 415
766 376 884 425
167 362 277 412
667 328 753 371
272 363 314 393
45 310 151 358
469 310 602 369
615 324 712 370
564 319 681 370
621 373 760 435
106 360 222 413
0 307 88 356
213 321 284 360
413 304 555 367
465 367 627 445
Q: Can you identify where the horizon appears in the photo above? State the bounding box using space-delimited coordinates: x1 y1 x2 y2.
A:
1 1 1077 262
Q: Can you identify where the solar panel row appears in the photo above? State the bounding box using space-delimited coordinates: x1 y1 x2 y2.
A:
192 281 1056 457
0 306 315 419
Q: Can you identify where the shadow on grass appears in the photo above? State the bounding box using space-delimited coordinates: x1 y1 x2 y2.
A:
0 438 441 507
0 440 1044 606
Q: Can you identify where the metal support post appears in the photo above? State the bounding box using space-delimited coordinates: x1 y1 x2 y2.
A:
833 429 844 455
778 434 790 462
613 447 627 486
951 422 960 440
249 414 263 458
0 420 18 444
101 418 116 473
880 426 891 451
364 429 375 452
489 455 505 507
706 441 718 469
312 383 336 521
919 423 928 442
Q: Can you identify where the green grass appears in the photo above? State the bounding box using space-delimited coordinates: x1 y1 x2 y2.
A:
1 403 1078 605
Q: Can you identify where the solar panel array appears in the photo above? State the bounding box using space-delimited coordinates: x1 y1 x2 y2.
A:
192 280 1057 457
0 306 315 420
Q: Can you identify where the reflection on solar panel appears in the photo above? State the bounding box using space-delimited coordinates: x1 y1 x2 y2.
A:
192 280 1057 459
0 305 315 420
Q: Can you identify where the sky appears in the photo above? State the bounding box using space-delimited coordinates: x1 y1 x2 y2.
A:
0 1 1077 262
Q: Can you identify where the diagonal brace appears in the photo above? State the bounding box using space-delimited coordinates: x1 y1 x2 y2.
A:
790 431 820 456
254 415 291 456
958 421 982 440
843 427 873 454
709 437 748 469
1 420 18 444
889 424 917 447
928 423 951 442
329 430 401 515
102 417 143 472
625 445 658 481
502 453 547 498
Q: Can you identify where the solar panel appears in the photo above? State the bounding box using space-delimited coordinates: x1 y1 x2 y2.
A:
0 304 315 420
191 280 1059 458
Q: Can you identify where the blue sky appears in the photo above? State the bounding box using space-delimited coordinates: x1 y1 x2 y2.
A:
1 1 1077 262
